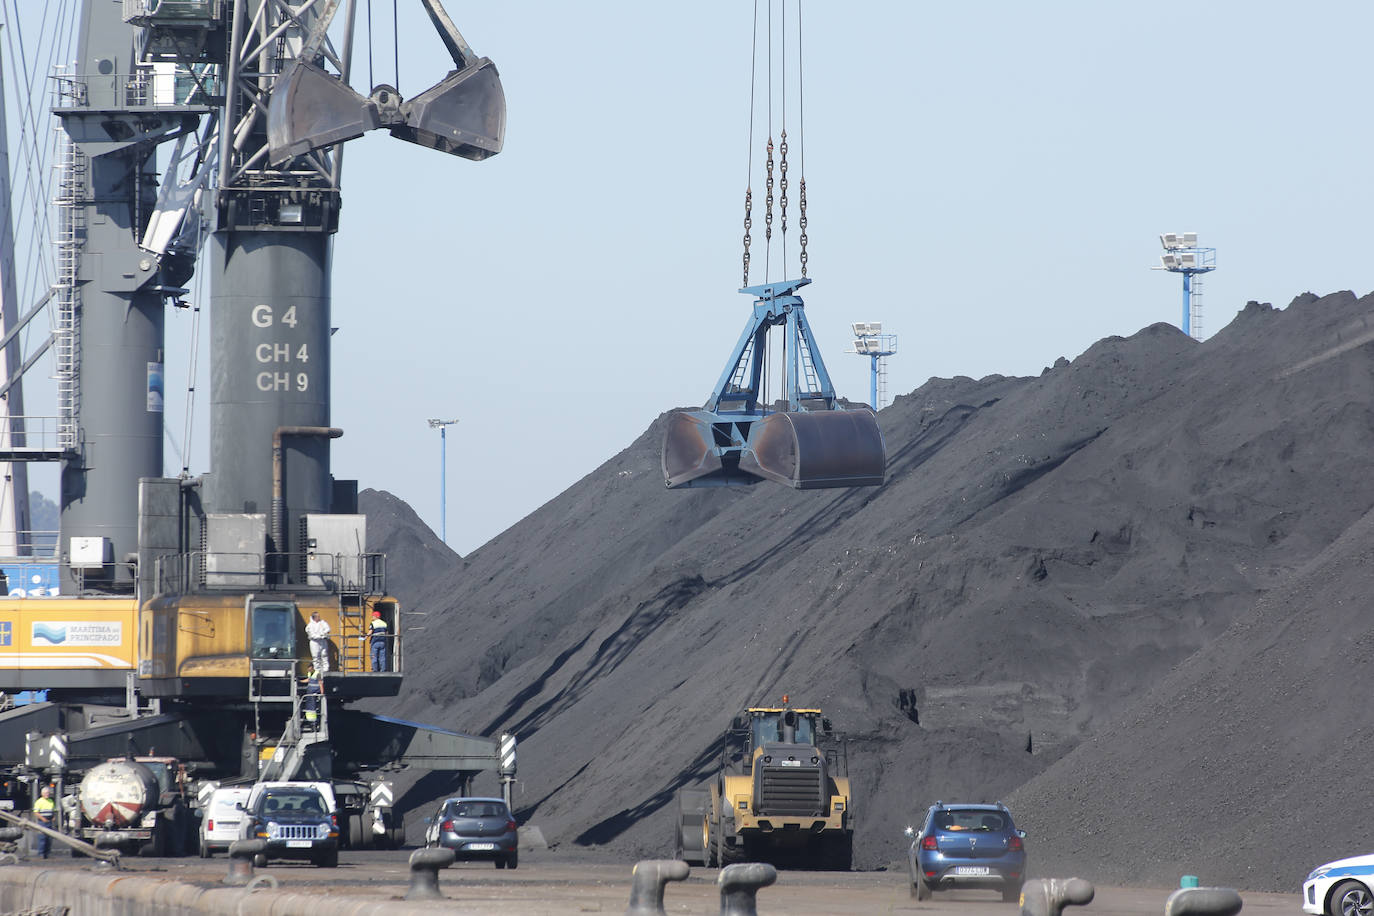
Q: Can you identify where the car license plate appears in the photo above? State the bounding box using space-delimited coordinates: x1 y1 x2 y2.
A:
467 842 496 851
286 840 312 848
955 866 990 876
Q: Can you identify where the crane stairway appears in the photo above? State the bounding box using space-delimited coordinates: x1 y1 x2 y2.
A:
257 684 332 783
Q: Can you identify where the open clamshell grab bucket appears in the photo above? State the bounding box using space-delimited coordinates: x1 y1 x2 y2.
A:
661 277 888 491
267 58 504 165
266 0 505 166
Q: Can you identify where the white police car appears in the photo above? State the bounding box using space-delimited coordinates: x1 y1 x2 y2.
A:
1304 854 1374 916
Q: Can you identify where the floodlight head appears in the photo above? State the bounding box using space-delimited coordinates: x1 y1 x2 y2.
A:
1160 254 1179 269
427 418 459 428
1182 231 1198 246
852 322 867 336
1179 253 1197 269
1160 233 1180 250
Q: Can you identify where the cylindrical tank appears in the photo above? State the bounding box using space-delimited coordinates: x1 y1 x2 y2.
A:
57 0 166 593
79 760 160 828
205 231 333 564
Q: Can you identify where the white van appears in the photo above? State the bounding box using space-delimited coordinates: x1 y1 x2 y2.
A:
199 786 252 857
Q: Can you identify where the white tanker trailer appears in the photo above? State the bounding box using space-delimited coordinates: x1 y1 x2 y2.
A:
77 757 193 856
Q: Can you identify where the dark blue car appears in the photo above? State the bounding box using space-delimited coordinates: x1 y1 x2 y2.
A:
905 802 1026 903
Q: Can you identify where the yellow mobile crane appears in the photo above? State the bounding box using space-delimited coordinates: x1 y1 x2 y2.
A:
0 0 513 855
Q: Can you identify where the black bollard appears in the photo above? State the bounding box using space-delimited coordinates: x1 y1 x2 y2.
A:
405 846 456 900
1020 877 1095 916
225 839 266 887
626 859 690 915
1164 887 1243 916
719 862 776 916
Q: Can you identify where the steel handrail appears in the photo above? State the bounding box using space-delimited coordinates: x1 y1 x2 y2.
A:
0 806 121 866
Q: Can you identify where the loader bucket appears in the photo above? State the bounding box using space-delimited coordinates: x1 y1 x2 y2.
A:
267 60 378 166
662 411 761 489
739 409 886 489
393 59 505 160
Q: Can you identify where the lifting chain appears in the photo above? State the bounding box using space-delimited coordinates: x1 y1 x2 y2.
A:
764 136 774 244
778 129 789 242
798 177 808 276
742 188 753 286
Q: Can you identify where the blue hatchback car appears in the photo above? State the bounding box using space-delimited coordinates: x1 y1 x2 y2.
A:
905 802 1026 903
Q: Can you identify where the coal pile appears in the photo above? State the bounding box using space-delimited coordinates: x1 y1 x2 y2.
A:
368 290 1374 891
359 488 461 592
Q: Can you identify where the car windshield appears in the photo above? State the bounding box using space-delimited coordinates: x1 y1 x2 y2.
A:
935 809 1007 832
449 801 508 819
260 791 326 815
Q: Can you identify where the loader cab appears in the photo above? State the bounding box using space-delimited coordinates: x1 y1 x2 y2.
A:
746 707 820 754
249 600 296 660
729 706 835 775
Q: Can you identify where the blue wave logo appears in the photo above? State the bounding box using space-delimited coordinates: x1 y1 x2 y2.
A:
32 623 67 645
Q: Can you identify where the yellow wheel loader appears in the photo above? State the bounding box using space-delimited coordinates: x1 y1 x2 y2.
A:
675 703 852 870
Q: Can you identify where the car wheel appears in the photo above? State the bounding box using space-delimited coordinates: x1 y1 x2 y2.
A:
507 850 518 870
494 857 506 869
316 848 339 868
1331 881 1374 916
199 839 211 858
913 877 932 901
1002 881 1021 904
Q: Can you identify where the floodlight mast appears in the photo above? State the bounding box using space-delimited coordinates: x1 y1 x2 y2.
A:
1152 232 1217 340
427 418 459 543
847 323 898 410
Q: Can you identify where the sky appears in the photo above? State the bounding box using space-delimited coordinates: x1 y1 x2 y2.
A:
5 2 1374 555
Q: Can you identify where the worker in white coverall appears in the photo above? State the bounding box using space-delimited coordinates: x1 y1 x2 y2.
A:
306 611 331 673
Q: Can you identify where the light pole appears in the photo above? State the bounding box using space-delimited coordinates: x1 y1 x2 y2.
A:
846 322 898 410
1152 232 1217 340
426 418 458 543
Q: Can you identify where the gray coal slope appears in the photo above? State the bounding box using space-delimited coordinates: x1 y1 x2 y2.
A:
365 290 1374 890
